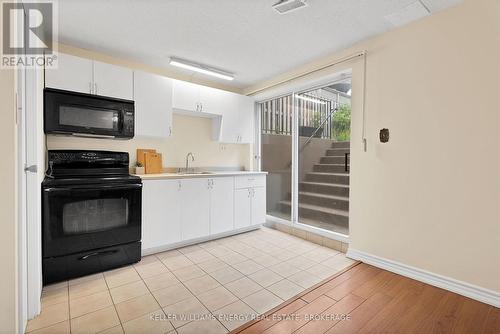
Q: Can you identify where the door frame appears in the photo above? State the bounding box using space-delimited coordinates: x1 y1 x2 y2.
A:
255 71 353 242
16 5 44 331
17 38 28 334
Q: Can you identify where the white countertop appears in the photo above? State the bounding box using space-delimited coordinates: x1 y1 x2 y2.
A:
136 171 268 180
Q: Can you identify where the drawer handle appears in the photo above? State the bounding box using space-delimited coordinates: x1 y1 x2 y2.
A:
248 178 255 181
79 250 119 260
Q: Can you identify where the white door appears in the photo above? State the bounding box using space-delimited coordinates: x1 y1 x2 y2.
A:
251 187 266 226
172 80 200 112
210 178 234 234
45 53 93 94
142 180 181 249
25 65 44 321
234 188 251 229
16 9 44 330
181 179 210 240
238 96 255 143
134 71 173 138
93 61 134 100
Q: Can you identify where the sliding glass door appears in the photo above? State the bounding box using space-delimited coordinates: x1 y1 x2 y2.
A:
296 84 351 235
260 94 293 221
260 80 352 236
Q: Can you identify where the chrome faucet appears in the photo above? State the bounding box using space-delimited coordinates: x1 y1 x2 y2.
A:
185 152 195 173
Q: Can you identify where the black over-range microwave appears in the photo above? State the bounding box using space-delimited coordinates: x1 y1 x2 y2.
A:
44 88 135 139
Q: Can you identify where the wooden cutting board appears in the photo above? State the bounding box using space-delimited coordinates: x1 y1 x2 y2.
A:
136 149 156 167
144 152 163 174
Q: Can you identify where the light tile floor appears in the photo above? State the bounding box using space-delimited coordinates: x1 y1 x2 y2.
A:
27 227 355 334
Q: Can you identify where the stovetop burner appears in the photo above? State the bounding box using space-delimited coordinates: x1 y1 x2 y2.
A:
43 150 141 186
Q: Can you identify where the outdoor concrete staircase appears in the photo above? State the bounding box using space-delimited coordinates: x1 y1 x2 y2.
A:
280 141 350 232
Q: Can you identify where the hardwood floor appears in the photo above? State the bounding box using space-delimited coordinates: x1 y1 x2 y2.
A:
233 263 499 334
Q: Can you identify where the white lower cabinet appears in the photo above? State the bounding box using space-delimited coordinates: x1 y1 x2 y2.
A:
142 174 265 252
234 175 267 228
251 187 267 225
180 179 210 240
142 180 181 249
209 177 234 234
234 188 252 229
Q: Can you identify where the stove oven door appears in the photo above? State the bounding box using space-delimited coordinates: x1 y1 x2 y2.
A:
43 182 142 258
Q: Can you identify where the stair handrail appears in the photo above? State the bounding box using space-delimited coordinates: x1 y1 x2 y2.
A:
286 106 338 168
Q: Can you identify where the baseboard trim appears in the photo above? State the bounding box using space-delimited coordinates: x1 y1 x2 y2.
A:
142 225 261 256
347 248 500 308
265 215 350 243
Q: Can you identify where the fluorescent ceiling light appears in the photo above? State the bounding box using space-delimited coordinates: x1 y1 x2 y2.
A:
296 94 327 105
169 57 234 81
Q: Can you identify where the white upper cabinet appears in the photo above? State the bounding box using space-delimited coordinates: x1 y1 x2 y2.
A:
216 94 255 144
172 80 201 112
198 85 238 115
134 71 173 138
172 80 244 117
237 95 255 143
45 53 93 94
93 61 134 100
45 53 133 100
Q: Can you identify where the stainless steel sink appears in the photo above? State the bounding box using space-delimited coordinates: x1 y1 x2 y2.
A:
177 171 215 175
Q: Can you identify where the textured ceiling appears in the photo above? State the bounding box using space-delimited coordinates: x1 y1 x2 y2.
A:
56 0 462 88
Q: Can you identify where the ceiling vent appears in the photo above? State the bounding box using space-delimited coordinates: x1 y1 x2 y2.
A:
385 1 430 27
272 0 307 14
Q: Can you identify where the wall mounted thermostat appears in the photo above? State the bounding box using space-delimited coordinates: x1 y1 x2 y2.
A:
380 128 389 143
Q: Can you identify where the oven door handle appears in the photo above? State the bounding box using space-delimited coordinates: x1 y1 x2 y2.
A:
44 183 142 192
78 249 119 260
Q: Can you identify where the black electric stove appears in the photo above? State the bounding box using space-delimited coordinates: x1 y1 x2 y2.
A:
42 150 142 284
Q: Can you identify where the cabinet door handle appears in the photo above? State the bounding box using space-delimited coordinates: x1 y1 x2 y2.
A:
89 82 93 94
169 126 172 136
94 83 97 95
200 103 203 112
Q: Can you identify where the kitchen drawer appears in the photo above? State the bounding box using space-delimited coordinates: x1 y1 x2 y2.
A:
235 175 266 189
43 241 141 284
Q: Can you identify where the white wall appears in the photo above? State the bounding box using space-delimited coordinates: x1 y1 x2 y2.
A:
246 0 500 293
0 68 18 333
47 46 253 170
47 114 251 170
